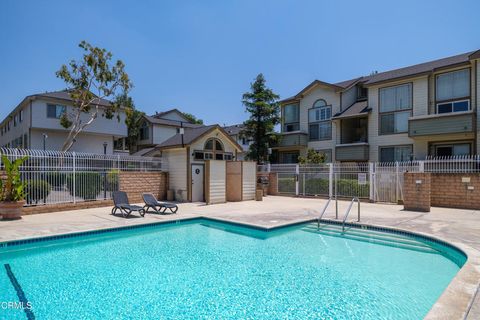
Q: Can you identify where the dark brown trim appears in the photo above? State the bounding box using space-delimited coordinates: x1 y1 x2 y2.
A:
186 147 191 202
204 161 210 204
377 82 413 136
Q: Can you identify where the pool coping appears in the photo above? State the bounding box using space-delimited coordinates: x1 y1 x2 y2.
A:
0 215 478 320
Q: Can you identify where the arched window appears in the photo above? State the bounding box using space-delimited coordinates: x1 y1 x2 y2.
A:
309 99 332 141
139 121 149 140
194 138 232 161
313 99 327 108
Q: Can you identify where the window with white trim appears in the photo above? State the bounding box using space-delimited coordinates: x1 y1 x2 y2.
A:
47 104 66 119
283 103 299 132
194 138 233 160
379 83 412 134
435 68 470 114
308 99 332 141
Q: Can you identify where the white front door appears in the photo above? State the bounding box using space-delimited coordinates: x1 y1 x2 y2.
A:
191 164 204 202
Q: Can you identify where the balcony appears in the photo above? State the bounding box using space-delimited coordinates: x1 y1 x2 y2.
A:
335 143 369 161
275 131 308 148
409 111 475 137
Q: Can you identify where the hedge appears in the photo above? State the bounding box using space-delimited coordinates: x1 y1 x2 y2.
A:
25 180 52 205
277 177 369 197
66 172 103 200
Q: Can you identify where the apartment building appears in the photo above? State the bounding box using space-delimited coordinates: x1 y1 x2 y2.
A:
223 123 251 160
274 50 480 163
0 91 128 154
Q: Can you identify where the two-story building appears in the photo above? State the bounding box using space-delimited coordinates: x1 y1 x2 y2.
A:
133 109 204 156
0 91 128 154
223 123 251 160
275 49 480 163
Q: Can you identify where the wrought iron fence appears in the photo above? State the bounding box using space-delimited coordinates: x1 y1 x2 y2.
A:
0 148 163 206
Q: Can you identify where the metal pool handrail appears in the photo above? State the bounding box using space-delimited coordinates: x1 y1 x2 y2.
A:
342 197 360 232
317 199 332 229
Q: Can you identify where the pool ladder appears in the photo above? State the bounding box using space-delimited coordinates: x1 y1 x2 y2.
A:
342 197 360 232
317 197 360 232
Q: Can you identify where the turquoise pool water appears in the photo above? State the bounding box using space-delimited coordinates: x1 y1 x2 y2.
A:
0 219 465 319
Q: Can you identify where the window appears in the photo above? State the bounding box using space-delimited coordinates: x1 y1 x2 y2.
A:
23 134 28 148
436 100 469 114
432 142 471 157
13 115 17 127
379 83 412 134
279 151 299 164
139 122 149 140
380 145 413 162
436 69 470 102
283 103 299 132
194 138 232 161
357 86 368 100
308 100 332 141
47 104 66 119
19 110 23 122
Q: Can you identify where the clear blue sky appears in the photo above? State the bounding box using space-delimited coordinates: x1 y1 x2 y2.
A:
1 0 479 125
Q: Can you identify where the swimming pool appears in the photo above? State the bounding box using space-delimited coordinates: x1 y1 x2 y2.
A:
0 218 466 319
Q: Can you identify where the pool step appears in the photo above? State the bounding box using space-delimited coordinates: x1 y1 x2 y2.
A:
302 223 439 254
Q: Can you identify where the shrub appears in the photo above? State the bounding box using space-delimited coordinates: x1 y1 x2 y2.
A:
66 172 102 200
106 169 119 191
45 172 67 188
25 180 52 205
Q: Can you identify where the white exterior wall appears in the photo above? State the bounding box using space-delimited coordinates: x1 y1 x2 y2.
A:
30 99 127 137
30 129 115 154
163 148 188 201
0 102 31 147
242 161 256 200
152 125 178 145
300 86 340 160
367 76 428 161
160 111 188 122
207 160 226 204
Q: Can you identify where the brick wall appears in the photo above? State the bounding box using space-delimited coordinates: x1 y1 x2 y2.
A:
431 173 480 209
119 171 168 203
403 172 431 212
404 172 480 210
0 170 167 216
255 172 279 196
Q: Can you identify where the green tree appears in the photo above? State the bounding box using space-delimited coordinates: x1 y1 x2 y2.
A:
241 74 280 163
56 41 132 152
182 112 204 124
298 149 327 164
118 94 144 152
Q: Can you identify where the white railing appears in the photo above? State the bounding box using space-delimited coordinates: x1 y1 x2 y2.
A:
0 148 164 206
259 155 480 203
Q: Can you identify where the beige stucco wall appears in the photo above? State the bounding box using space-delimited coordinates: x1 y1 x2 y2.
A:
367 76 428 161
189 128 240 165
300 85 340 160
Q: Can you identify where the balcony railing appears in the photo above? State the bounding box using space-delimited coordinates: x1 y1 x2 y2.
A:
275 132 308 148
409 111 475 137
335 143 369 161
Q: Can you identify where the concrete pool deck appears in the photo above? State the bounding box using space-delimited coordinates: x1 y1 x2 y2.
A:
1 196 479 319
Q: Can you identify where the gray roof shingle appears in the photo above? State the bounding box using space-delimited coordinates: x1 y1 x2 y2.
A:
157 125 218 148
